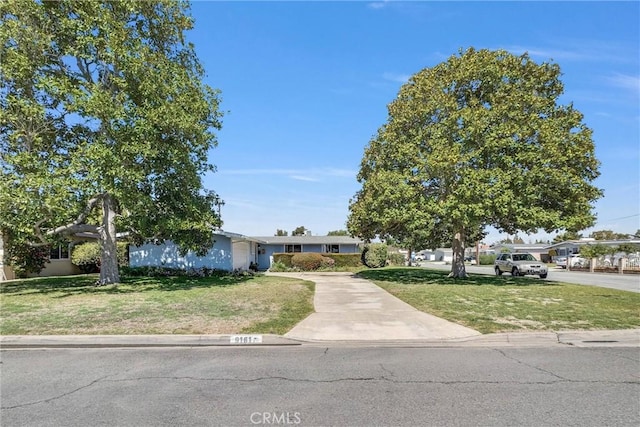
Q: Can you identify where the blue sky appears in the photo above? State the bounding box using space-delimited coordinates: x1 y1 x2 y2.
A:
187 1 639 244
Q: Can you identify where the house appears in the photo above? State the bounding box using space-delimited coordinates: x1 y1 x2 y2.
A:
490 243 550 261
129 230 262 271
0 232 84 282
251 235 363 270
547 238 640 259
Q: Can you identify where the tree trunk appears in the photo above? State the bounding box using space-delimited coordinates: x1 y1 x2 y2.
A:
407 247 413 266
448 228 468 278
98 194 120 285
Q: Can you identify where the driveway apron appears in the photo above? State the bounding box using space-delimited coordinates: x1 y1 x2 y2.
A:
268 272 481 341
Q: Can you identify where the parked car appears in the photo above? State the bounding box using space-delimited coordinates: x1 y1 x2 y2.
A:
555 254 587 269
494 252 548 278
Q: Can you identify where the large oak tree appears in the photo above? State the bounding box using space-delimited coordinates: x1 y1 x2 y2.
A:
348 48 602 278
0 0 223 284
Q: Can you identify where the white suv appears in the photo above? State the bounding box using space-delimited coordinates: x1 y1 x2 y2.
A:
494 253 548 279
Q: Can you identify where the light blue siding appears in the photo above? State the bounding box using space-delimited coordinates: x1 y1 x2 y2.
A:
129 236 233 271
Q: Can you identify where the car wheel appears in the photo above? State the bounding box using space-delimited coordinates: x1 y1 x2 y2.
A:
495 267 502 276
539 274 547 279
511 267 520 277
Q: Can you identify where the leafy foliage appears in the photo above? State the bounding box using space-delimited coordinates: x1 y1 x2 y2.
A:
291 253 326 271
615 243 640 255
361 243 388 268
327 230 349 236
3 237 50 278
291 226 308 236
348 48 601 278
588 230 630 240
553 231 583 243
0 0 223 284
71 241 129 272
275 229 289 236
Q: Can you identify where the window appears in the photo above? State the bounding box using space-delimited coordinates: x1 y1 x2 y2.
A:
285 244 302 253
49 244 70 260
324 244 339 253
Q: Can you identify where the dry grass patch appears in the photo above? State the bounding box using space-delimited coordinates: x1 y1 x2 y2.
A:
0 274 314 335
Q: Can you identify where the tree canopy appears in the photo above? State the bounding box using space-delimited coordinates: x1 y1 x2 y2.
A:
588 230 629 240
0 0 223 284
291 226 308 236
348 48 602 278
327 229 349 236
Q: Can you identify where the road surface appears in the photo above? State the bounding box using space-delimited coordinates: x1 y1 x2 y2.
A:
2 345 638 426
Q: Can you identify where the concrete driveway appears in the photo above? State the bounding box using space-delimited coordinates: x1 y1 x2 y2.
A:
267 272 481 341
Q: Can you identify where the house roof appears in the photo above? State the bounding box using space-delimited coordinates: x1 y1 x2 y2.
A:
214 230 265 243
546 239 640 249
491 243 549 251
252 235 363 245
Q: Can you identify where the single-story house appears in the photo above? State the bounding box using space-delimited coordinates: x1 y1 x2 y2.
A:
547 238 640 259
252 235 363 270
490 243 550 261
129 230 262 271
0 232 89 282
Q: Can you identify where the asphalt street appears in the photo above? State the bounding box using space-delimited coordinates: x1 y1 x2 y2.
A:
2 346 638 427
420 262 640 293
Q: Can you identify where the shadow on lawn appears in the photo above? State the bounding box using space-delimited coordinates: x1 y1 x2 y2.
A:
0 273 257 298
357 267 556 287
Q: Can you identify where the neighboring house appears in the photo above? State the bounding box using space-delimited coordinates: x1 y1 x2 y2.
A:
490 243 550 261
547 238 640 259
434 248 453 263
251 235 363 270
129 230 262 272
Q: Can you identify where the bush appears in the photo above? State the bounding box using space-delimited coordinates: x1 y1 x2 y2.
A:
388 253 406 266
479 254 496 265
71 241 129 272
121 266 228 278
291 253 325 271
268 261 289 272
362 243 388 268
4 243 50 278
273 253 295 267
320 256 336 269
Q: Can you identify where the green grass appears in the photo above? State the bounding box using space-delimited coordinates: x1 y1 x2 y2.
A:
358 268 640 334
0 274 314 335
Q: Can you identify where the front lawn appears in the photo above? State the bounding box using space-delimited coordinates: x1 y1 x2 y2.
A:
358 268 640 334
0 274 314 335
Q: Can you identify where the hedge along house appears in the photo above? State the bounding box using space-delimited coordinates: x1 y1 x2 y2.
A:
251 235 363 270
128 230 263 272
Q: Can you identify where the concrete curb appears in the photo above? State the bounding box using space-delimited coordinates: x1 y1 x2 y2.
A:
0 334 304 349
2 330 638 349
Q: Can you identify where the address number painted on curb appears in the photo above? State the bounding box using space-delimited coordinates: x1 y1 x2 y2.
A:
230 335 263 344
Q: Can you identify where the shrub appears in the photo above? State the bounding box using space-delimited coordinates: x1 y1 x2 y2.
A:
121 266 227 278
362 243 388 268
268 261 289 272
388 253 406 266
291 253 325 271
71 241 129 272
4 243 50 278
273 253 295 267
320 256 335 269
479 254 496 265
